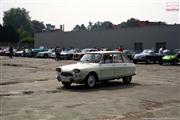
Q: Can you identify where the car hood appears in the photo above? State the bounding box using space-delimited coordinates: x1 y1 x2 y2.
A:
61 51 70 55
16 51 23 53
59 62 97 72
134 53 149 57
163 55 175 60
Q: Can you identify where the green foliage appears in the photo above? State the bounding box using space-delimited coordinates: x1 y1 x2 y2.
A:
17 28 33 43
2 7 34 43
3 8 32 34
0 24 19 43
72 18 167 32
72 24 87 31
72 21 113 32
31 20 45 33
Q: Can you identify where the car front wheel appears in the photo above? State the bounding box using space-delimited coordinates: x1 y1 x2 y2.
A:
85 74 97 88
122 76 132 84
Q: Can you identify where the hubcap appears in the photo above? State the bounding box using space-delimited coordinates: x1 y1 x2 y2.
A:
88 75 95 87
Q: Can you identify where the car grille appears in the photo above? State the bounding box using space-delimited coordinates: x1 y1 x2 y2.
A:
61 72 73 76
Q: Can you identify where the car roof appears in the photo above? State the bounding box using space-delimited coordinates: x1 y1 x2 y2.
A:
87 51 123 54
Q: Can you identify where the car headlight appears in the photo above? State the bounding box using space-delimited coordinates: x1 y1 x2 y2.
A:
73 69 80 74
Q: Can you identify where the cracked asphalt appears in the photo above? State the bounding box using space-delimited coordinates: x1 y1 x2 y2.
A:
0 56 180 120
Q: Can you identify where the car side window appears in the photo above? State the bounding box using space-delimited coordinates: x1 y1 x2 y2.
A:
113 54 123 63
103 54 113 64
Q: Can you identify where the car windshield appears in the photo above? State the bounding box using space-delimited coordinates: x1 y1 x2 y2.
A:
80 53 102 63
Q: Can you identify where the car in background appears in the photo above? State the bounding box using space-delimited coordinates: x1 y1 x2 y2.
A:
123 50 136 60
60 50 72 60
36 49 54 58
133 49 162 64
0 48 9 56
14 49 29 57
4 48 17 56
26 47 48 57
160 49 180 65
56 51 136 88
73 48 97 60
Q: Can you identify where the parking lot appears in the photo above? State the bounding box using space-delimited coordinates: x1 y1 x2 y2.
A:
0 56 180 120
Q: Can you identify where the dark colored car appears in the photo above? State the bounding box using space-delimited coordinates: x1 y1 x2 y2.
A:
133 49 162 64
123 50 136 60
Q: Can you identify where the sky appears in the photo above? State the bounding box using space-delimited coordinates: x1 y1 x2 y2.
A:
0 0 179 31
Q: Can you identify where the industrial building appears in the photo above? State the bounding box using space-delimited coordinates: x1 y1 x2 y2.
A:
35 25 180 51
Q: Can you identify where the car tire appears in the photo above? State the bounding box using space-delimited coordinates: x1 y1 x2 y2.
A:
146 58 151 64
44 54 48 58
122 76 132 84
85 74 97 88
133 60 137 64
171 60 177 65
159 61 163 65
61 82 71 88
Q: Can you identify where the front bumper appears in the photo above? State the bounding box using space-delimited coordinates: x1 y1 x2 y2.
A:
57 73 83 83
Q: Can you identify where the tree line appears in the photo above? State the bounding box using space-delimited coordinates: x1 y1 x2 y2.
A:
0 8 45 44
72 18 167 32
0 7 167 44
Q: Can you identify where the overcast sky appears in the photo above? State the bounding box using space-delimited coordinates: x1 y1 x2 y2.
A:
0 0 179 31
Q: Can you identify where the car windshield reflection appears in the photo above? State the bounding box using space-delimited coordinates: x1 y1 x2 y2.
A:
80 53 102 63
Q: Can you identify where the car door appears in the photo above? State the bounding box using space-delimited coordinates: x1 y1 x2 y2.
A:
99 54 115 80
113 53 131 77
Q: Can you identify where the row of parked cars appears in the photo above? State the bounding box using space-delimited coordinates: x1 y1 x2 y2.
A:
0 47 179 65
0 47 98 60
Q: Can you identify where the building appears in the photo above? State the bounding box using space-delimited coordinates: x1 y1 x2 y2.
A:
35 25 180 51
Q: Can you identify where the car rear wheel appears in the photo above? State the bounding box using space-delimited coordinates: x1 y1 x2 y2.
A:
44 54 48 58
159 60 163 65
133 60 137 64
61 82 71 88
146 58 151 64
122 76 132 84
85 74 97 88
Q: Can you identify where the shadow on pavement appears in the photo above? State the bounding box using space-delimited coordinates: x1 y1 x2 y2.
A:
57 81 140 92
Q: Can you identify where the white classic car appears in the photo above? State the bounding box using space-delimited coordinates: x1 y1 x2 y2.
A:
56 51 136 88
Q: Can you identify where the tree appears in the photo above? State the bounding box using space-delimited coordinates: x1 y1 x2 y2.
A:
90 21 114 31
17 27 33 43
72 24 87 31
31 20 45 33
87 22 93 31
3 8 34 43
0 25 19 43
3 8 32 34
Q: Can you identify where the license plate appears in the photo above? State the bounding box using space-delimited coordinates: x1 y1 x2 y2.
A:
60 75 72 82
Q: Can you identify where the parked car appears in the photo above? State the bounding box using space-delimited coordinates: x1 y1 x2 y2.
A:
123 50 136 60
0 48 9 56
36 49 54 58
56 51 136 88
160 50 180 65
4 48 17 56
133 49 162 64
26 47 48 57
60 50 73 60
14 49 29 57
73 48 97 60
